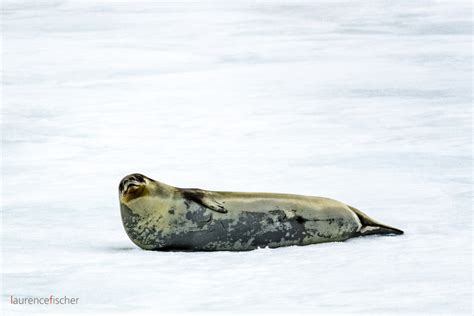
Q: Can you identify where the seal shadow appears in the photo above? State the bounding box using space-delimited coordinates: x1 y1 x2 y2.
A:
103 246 138 252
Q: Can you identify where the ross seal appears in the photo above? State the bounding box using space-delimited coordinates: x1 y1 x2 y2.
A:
119 173 403 251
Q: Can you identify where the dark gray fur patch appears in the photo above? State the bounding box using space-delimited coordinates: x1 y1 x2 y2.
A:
120 203 166 249
185 208 213 229
159 206 354 251
121 202 358 252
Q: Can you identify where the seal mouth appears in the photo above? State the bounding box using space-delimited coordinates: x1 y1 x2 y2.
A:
119 173 146 195
124 182 140 192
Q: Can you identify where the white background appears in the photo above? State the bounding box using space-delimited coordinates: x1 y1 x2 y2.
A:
2 1 472 315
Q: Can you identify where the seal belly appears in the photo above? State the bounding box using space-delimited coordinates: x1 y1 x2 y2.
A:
152 195 361 251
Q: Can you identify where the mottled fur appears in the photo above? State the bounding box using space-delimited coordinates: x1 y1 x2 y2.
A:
119 174 403 251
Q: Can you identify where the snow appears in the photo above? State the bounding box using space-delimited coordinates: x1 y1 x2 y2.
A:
1 0 472 315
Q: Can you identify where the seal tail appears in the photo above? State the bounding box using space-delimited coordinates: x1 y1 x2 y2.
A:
348 205 404 236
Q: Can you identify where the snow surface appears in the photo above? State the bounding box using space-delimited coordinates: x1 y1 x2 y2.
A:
1 1 472 315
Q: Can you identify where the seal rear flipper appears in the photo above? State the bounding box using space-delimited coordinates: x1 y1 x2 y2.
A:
359 225 403 236
180 188 228 213
347 205 404 236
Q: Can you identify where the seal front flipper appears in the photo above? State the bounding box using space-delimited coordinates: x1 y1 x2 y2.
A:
180 188 228 213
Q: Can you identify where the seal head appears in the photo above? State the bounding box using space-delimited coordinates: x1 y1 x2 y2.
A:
119 173 148 203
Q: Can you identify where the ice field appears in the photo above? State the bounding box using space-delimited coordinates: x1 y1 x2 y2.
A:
1 1 472 315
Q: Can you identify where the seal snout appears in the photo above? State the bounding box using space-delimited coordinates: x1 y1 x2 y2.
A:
119 173 146 195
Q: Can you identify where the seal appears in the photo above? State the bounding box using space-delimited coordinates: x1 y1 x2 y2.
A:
119 173 403 251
